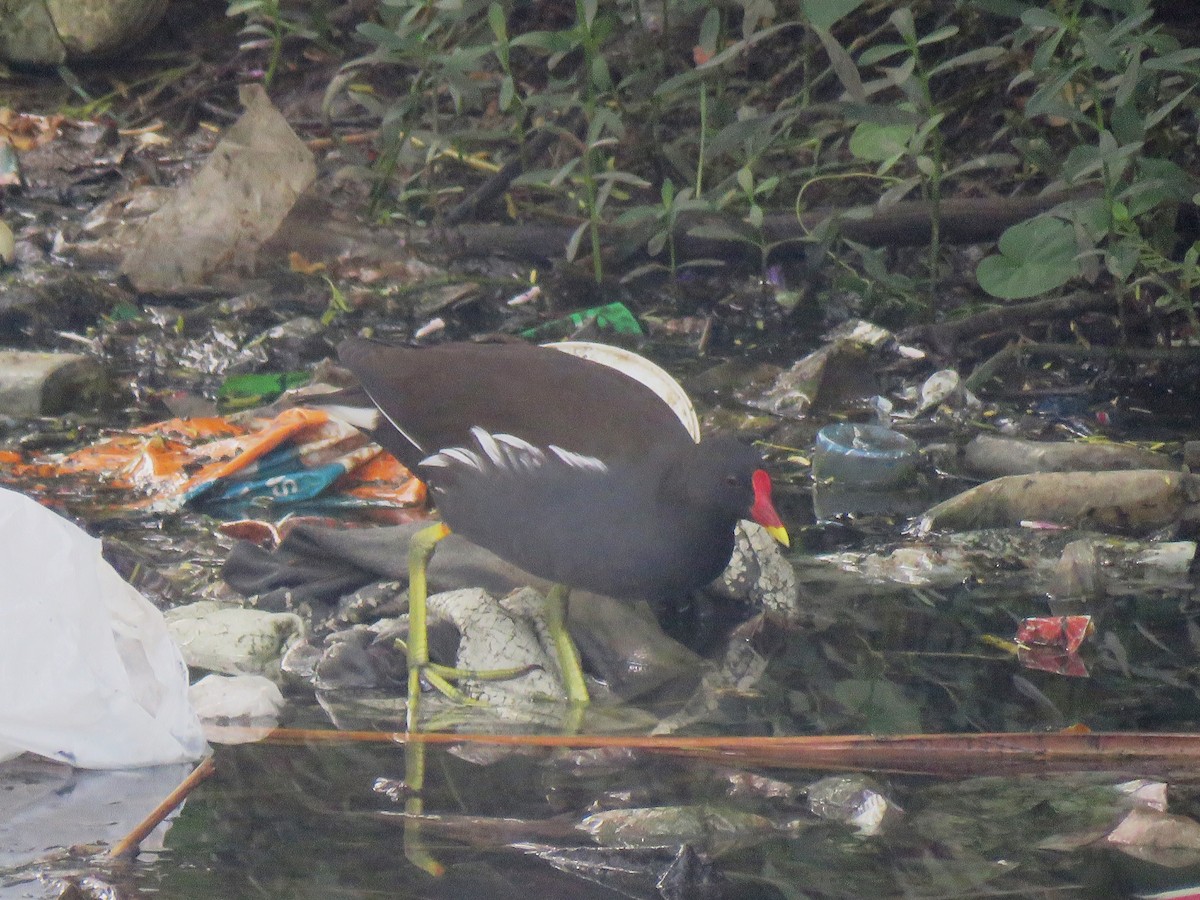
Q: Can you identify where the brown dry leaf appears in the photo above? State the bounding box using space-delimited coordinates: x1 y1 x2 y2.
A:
0 109 64 151
288 251 327 275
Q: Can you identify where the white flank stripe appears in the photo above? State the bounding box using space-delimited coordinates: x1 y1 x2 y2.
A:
318 403 380 431
421 429 607 477
549 445 608 472
470 426 506 466
441 447 484 470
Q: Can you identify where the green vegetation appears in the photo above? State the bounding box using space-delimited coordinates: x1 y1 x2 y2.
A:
226 0 1199 327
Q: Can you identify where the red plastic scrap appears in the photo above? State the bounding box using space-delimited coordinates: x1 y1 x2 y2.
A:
1017 646 1089 677
1014 615 1094 678
1016 615 1094 653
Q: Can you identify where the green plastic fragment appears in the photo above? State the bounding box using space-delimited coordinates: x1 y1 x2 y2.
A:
107 301 142 323
218 371 311 409
521 301 643 340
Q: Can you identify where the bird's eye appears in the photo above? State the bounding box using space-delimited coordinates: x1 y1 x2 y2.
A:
725 474 740 487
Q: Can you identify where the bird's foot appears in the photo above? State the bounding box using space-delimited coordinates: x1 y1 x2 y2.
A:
420 660 547 705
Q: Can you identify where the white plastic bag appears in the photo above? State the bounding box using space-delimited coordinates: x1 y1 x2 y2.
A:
0 487 206 768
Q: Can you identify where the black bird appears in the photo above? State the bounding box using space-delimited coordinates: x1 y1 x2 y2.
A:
332 338 788 713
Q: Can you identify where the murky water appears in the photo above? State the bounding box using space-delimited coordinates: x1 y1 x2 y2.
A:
8 535 1195 900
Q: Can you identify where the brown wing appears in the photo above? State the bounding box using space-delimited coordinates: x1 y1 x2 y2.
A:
337 339 693 470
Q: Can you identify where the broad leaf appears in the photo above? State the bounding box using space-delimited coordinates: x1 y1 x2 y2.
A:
976 215 1081 299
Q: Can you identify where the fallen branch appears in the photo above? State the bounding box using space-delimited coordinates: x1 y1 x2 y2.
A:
429 190 1088 264
206 726 1200 778
444 112 584 227
108 756 217 859
902 291 1115 351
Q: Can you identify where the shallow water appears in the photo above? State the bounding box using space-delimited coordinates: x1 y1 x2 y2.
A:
9 532 1197 900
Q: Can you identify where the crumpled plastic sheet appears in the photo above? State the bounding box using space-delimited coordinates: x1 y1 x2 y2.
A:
0 487 206 768
1 407 425 517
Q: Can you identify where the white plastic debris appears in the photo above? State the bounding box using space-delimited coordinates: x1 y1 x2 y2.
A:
164 601 303 677
189 673 285 721
0 487 206 769
807 775 901 836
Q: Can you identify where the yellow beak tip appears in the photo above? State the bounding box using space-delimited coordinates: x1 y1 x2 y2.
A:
765 524 790 548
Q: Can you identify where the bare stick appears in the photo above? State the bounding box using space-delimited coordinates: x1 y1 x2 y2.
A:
109 756 217 859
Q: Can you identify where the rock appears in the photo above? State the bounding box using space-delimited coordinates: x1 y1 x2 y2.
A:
0 0 168 66
0 349 107 415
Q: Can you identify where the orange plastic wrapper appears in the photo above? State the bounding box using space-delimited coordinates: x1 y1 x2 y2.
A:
0 408 425 518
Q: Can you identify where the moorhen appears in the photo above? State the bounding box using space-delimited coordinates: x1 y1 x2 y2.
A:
332 338 789 714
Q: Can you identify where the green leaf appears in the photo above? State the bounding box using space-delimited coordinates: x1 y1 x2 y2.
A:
755 175 779 197
498 75 514 111
511 29 578 54
1143 48 1200 71
1061 134 1140 184
858 42 908 66
1144 84 1194 130
1024 67 1084 122
918 24 959 46
487 3 507 42
654 22 795 97
1105 236 1141 281
108 300 142 323
889 7 916 43
928 46 1005 78
1021 8 1063 29
565 221 589 262
848 120 917 162
976 215 1082 299
697 7 720 57
1062 197 1113 241
591 170 651 188
1078 22 1121 72
1030 25 1066 71
812 25 865 102
1110 101 1144 144
227 0 265 15
839 103 924 126
736 166 754 194
356 22 412 52
590 54 612 91
1120 156 1196 216
686 222 757 245
880 55 917 91
801 0 863 31
614 205 659 226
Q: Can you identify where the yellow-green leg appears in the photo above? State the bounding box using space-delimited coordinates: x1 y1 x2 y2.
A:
402 738 444 876
407 524 591 714
546 583 590 705
401 523 453 876
407 522 451 731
